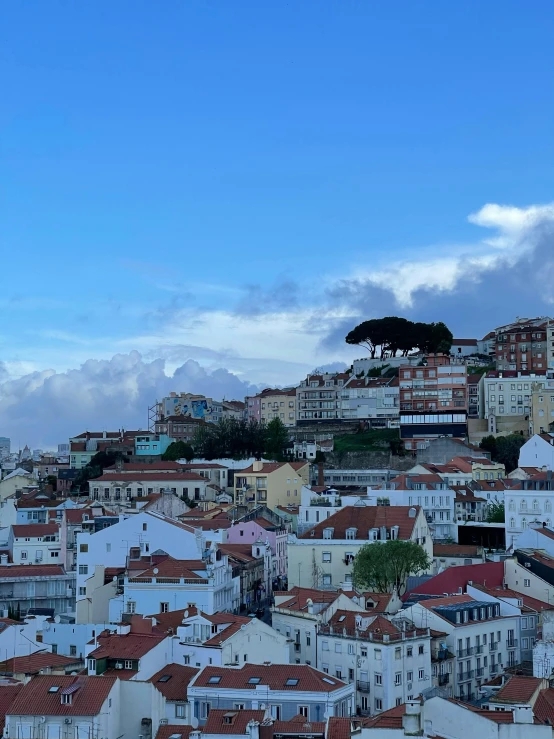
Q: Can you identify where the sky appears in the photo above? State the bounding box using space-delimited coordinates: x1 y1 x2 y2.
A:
2 1 554 447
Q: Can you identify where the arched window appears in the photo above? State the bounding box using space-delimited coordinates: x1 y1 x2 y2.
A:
510 518 516 528
509 500 515 511
546 500 552 513
533 500 540 511
547 519 552 528
520 500 527 511
522 518 528 529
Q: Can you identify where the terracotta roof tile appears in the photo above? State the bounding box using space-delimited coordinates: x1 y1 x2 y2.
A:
0 686 22 732
237 462 308 475
0 565 66 579
326 717 352 739
0 653 81 674
149 663 199 700
11 523 58 538
490 676 543 704
274 587 340 612
88 632 165 660
155 727 193 739
271 715 326 734
91 472 205 482
203 709 265 734
191 664 347 692
299 505 421 540
133 557 207 580
7 675 117 716
433 543 482 558
533 688 554 725
362 703 406 729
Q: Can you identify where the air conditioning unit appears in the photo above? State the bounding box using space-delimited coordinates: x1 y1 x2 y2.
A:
525 562 531 568
115 662 124 669
160 720 168 725
64 719 72 725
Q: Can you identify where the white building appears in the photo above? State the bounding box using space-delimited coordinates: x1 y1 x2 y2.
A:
317 610 432 716
338 377 399 427
298 486 361 535
188 663 355 723
8 523 62 565
505 475 554 549
89 472 210 504
519 434 554 470
288 504 432 590
482 372 537 421
402 594 521 702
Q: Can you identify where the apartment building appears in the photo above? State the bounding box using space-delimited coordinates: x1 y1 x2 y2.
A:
234 461 310 509
317 611 432 716
494 318 550 372
296 373 349 424
89 471 210 504
255 388 297 427
288 505 432 589
402 594 521 702
467 373 483 419
528 371 554 435
0 563 75 617
154 415 209 443
483 371 548 429
69 430 141 469
188 664 355 723
398 360 468 450
8 523 62 566
338 376 399 427
505 474 554 548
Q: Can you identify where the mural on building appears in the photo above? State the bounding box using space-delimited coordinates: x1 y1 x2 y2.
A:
192 399 209 419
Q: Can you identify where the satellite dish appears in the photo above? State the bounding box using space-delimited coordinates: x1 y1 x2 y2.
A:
54 616 61 624
184 609 189 619
191 718 199 729
153 567 159 575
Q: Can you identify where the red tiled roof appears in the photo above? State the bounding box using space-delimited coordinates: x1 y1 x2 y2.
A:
327 611 400 635
202 615 252 646
90 472 206 482
88 632 165 660
0 653 81 674
105 462 186 472
7 675 117 716
362 703 406 729
533 688 554 725
326 717 352 739
148 609 191 632
186 519 233 530
490 676 543 704
182 463 227 470
203 709 265 734
421 594 474 609
271 715 326 735
275 587 340 612
359 592 394 612
191 664 347 692
133 557 207 580
0 686 22 732
0 565 66 578
237 462 308 474
149 663 199 700
403 562 504 601
472 584 551 613
11 523 58 538
155 727 193 739
299 505 421 540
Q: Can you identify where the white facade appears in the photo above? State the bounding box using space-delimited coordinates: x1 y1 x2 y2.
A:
519 434 554 469
505 485 554 549
41 621 125 660
483 375 534 420
8 526 62 566
370 486 456 541
338 378 399 425
298 487 361 535
89 475 210 503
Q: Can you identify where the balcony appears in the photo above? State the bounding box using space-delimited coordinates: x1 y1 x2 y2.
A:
458 670 474 682
489 642 499 652
476 667 484 677
438 674 449 686
356 680 370 693
474 645 484 655
506 639 518 649
457 647 474 658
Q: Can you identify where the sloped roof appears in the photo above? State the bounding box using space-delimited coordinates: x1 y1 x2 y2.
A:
155 727 192 739
274 587 340 612
149 663 199 700
202 615 252 646
0 653 81 674
362 703 406 729
299 505 420 540
90 472 205 482
133 557 207 580
203 709 265 734
11 523 58 538
88 632 165 660
0 564 66 578
0 685 22 732
403 562 504 601
490 676 543 704
191 664 347 692
238 462 308 474
7 675 117 716
533 688 554 725
433 543 482 558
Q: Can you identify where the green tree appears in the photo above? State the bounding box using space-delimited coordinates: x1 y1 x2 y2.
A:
479 435 498 458
45 474 58 490
352 539 431 594
162 441 194 462
486 501 505 523
345 317 453 358
72 450 123 493
265 417 290 461
480 433 524 473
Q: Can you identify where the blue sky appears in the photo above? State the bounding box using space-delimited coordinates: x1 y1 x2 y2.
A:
2 1 554 446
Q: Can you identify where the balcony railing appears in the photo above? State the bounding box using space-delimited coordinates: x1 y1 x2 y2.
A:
458 670 474 682
506 639 518 649
489 642 498 652
457 647 474 658
474 645 484 655
356 680 370 693
476 667 484 677
438 674 449 686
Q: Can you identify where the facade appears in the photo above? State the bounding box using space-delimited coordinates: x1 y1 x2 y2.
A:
505 476 554 548
338 377 399 427
318 611 432 716
402 594 522 702
234 462 310 509
158 393 223 424
225 518 288 588
154 416 210 443
8 523 62 566
188 664 355 723
0 437 10 460
399 361 468 450
69 430 138 469
483 371 547 428
0 564 75 617
256 388 297 427
134 433 173 456
529 372 554 435
296 373 349 424
494 318 550 372
519 433 554 469
467 373 483 419
288 504 432 590
89 471 210 504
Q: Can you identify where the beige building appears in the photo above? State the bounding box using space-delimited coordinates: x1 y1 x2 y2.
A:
529 372 554 435
287 503 432 590
259 388 297 427
234 461 310 509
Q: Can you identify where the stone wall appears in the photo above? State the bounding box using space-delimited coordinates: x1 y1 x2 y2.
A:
324 450 415 471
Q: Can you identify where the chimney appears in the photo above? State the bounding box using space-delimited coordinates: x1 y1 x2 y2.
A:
253 461 263 472
103 431 107 439
318 462 324 487
247 720 260 739
306 598 314 615
130 615 154 635
513 705 533 724
402 701 421 735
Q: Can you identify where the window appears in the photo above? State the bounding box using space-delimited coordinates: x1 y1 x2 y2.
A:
124 660 133 669
322 574 331 586
298 706 309 719
70 645 77 657
395 672 402 685
78 565 88 575
270 706 281 720
375 698 382 711
395 647 401 659
79 587 86 595
285 678 299 686
322 552 331 562
20 552 27 560
407 647 413 657
418 669 425 680
175 705 185 718
335 643 342 653
208 676 222 684
374 673 382 685
126 601 136 614
160 602 169 613
322 640 329 651
407 671 413 682
200 702 211 719
79 544 88 553
418 645 424 655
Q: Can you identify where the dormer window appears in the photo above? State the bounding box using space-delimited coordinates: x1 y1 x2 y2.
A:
61 694 72 705
323 528 334 540
345 527 357 540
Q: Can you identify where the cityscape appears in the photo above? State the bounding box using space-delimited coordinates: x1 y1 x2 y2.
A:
2 2 554 739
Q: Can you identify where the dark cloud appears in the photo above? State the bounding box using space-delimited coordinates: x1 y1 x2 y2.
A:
0 351 261 448
234 279 300 316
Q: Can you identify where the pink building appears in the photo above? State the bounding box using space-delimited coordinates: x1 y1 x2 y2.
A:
226 517 289 590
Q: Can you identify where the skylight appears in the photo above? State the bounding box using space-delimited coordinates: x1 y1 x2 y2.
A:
338 615 346 622
208 676 222 684
248 677 261 684
285 678 299 686
158 675 172 683
48 686 60 693
322 677 336 685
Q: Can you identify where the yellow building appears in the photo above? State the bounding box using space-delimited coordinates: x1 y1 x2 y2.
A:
258 388 297 427
529 376 554 435
234 461 310 509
